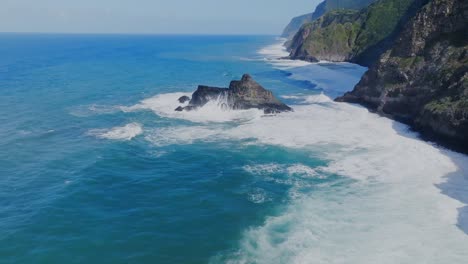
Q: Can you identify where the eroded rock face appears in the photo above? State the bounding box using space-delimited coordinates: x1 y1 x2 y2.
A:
336 0 468 152
175 74 292 114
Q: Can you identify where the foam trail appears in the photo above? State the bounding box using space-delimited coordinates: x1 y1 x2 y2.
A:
69 104 120 117
89 123 143 141
144 126 224 147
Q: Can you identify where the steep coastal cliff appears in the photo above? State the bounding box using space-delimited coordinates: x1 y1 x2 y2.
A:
284 0 467 151
281 1 327 40
281 0 375 40
336 0 467 151
288 0 424 65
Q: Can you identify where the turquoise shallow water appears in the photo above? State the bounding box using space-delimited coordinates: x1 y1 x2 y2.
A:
1 34 468 264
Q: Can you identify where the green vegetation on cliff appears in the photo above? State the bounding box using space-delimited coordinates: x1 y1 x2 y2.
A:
289 0 420 65
288 10 362 61
281 0 376 39
337 0 468 151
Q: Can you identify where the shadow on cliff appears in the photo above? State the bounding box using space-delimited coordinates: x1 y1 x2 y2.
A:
353 0 430 66
391 122 468 235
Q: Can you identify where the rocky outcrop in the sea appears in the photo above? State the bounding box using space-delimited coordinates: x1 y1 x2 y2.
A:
288 0 424 66
175 74 292 114
281 0 376 40
336 0 468 151
178 95 190 104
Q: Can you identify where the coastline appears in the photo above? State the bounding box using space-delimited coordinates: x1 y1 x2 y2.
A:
281 38 468 155
259 38 468 236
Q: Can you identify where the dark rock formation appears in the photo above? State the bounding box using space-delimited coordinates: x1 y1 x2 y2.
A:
178 96 190 104
336 0 468 152
175 74 292 114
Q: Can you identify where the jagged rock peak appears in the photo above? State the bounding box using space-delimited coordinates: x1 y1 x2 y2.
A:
175 74 292 114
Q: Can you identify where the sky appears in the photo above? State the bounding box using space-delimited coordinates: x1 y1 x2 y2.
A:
0 0 321 35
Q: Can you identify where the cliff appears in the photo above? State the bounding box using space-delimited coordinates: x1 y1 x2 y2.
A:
289 0 424 66
336 0 468 151
281 0 375 40
281 2 326 40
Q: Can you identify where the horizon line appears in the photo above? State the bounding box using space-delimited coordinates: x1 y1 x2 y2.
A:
0 31 279 37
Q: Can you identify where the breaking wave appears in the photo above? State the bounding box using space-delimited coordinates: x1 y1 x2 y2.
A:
210 40 468 263
121 92 264 123
89 123 143 141
111 38 468 263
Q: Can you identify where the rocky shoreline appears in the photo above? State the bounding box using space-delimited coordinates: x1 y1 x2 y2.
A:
283 0 468 153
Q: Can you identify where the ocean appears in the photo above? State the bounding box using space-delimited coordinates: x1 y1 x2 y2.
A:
0 33 467 264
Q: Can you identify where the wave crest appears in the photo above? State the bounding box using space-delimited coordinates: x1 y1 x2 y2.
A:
89 123 143 141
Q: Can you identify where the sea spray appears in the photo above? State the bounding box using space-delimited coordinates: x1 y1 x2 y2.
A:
89 123 143 141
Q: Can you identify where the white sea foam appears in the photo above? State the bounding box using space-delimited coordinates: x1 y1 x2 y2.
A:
134 89 468 264
122 92 263 123
144 126 224 147
286 164 319 178
212 99 468 262
243 163 320 179
243 163 284 175
247 188 271 204
282 93 333 104
257 38 312 69
257 38 289 59
116 38 468 263
89 123 143 141
210 41 468 263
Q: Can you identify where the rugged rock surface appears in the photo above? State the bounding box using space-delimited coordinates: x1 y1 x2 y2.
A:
289 0 424 66
336 0 468 151
175 74 292 114
281 0 376 40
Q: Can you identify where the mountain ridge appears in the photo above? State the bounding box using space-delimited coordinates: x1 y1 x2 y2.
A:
281 0 376 40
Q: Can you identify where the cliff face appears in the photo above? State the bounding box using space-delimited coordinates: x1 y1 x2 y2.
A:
337 0 468 150
288 10 363 62
281 0 375 40
281 1 326 40
289 0 423 66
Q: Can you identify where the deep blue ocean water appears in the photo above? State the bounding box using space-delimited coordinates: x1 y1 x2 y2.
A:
1 34 468 264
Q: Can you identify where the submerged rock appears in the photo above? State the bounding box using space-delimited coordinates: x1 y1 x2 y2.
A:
178 96 191 104
175 74 292 114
